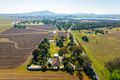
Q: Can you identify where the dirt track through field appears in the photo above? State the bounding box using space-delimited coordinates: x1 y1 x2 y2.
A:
0 38 34 49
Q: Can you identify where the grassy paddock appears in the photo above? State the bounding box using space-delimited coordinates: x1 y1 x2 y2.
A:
50 41 60 57
0 19 13 32
72 30 120 80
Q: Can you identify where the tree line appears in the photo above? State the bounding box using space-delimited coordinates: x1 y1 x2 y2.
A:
57 34 97 80
29 38 50 71
71 21 120 30
14 23 26 29
41 19 120 31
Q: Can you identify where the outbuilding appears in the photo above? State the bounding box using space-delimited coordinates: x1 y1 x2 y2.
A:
28 65 41 71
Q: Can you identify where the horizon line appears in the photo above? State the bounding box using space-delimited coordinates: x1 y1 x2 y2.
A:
0 10 120 15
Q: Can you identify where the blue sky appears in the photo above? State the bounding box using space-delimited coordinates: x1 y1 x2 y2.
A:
0 0 120 14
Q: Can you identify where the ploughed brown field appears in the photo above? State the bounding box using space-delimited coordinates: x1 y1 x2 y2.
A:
0 25 54 68
0 70 77 80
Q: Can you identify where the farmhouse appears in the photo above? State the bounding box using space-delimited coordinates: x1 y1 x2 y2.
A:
52 54 60 70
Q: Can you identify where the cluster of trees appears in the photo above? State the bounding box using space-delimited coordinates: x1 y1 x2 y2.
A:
82 36 89 42
41 19 73 31
71 21 120 30
56 22 72 31
56 36 66 48
32 38 50 71
20 20 42 24
14 20 44 29
57 33 95 79
14 23 26 29
58 45 83 75
42 18 120 32
105 58 120 80
94 30 105 34
69 33 74 42
41 19 55 25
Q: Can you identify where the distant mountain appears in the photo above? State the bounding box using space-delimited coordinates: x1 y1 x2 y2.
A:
0 10 57 17
21 10 56 16
0 10 120 20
